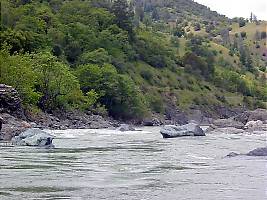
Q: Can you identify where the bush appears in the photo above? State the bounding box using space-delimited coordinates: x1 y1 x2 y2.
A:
147 93 164 113
134 30 176 68
75 63 148 119
0 48 40 105
33 52 83 111
194 23 201 31
240 31 247 38
78 48 111 66
110 75 148 119
238 18 246 27
261 31 266 39
140 70 153 83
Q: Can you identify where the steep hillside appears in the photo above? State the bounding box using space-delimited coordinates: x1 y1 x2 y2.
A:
133 0 228 23
0 0 266 122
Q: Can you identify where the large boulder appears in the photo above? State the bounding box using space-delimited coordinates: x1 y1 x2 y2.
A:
248 109 267 121
0 113 31 141
142 118 161 126
234 109 267 124
244 120 266 131
165 106 189 125
212 118 244 129
11 128 54 147
246 147 267 156
160 123 205 138
227 147 267 157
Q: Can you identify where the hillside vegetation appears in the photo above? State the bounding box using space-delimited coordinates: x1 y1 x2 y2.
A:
0 0 266 121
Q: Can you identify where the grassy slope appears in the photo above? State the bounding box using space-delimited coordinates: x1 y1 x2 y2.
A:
231 22 267 66
126 60 243 114
128 22 267 113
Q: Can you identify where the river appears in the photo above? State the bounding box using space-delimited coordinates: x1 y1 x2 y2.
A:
0 127 266 200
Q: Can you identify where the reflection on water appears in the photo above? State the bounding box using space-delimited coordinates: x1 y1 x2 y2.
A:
0 127 266 200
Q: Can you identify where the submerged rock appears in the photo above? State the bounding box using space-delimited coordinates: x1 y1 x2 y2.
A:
226 152 239 157
160 123 205 138
117 124 135 132
246 147 267 156
227 147 267 157
11 128 54 147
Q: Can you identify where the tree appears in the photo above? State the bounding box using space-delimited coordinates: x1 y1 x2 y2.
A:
220 28 230 46
194 23 201 31
238 18 246 27
255 30 261 41
78 48 111 66
152 8 159 20
75 63 148 119
33 52 83 111
183 52 213 79
173 26 185 38
240 31 247 38
0 48 39 105
261 31 267 39
250 12 253 22
111 0 134 39
135 5 144 22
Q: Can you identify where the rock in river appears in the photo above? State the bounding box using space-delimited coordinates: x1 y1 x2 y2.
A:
246 147 267 156
227 147 267 157
11 128 54 147
117 124 135 132
160 123 205 138
244 120 266 131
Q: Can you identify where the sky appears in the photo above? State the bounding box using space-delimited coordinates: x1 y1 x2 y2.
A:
194 0 267 20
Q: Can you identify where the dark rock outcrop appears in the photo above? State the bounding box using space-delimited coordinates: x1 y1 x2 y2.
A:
160 123 205 138
0 84 24 118
11 128 54 147
234 109 267 124
142 118 161 126
0 113 31 141
28 110 119 130
165 106 189 125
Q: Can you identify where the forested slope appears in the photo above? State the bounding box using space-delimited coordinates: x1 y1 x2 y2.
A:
0 0 266 121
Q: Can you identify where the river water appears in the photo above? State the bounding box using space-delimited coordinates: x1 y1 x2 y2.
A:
0 127 266 200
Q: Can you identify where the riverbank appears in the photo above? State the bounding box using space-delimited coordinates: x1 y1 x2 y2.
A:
1 107 266 142
0 111 120 141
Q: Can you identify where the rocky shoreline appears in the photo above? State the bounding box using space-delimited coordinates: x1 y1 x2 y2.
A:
1 107 266 141
0 84 266 143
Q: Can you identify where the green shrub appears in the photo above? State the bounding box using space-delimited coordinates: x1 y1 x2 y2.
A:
240 31 247 38
33 52 83 111
0 48 40 105
140 70 154 83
